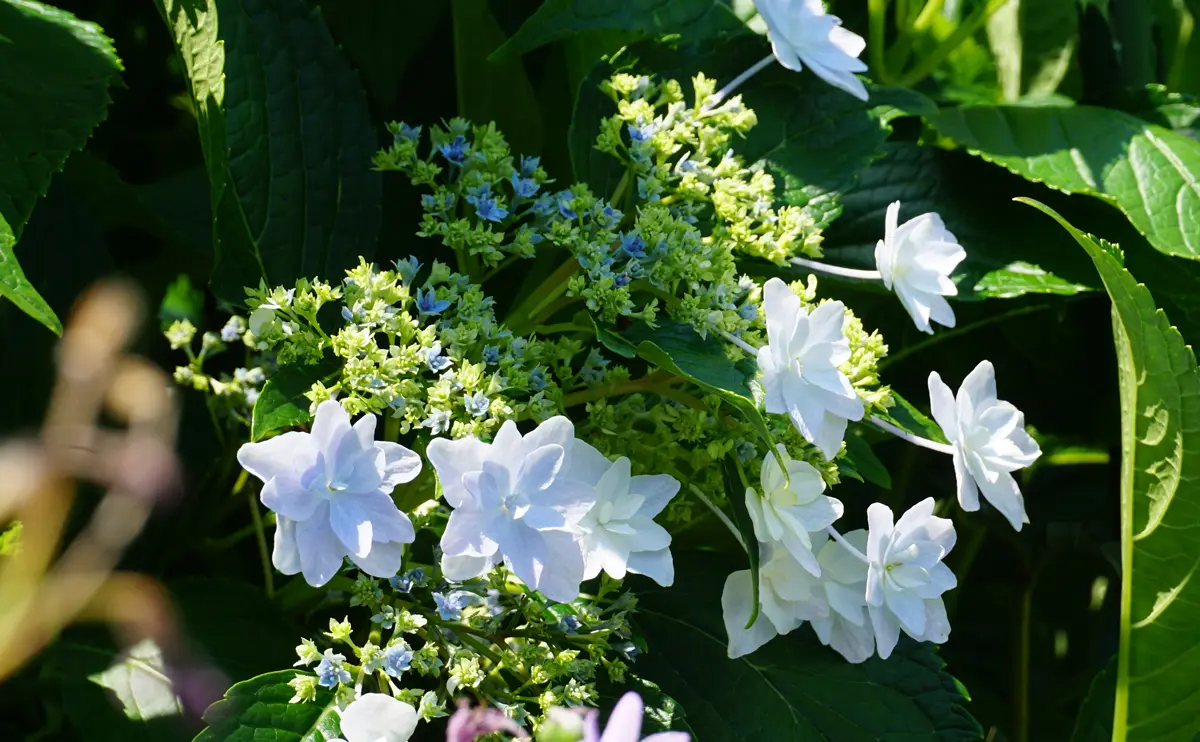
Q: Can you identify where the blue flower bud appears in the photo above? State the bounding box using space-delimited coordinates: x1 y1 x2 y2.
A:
437 135 468 165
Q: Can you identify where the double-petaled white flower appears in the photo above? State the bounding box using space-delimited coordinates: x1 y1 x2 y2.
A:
426 417 596 603
758 277 864 459
570 444 680 587
875 202 967 334
237 400 422 587
929 360 1042 530
334 693 417 742
746 444 842 576
810 529 875 663
865 499 956 659
754 0 868 100
722 538 830 658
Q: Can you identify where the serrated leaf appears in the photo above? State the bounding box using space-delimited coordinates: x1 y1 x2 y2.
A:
1022 198 1200 742
0 0 123 237
821 142 1100 300
634 553 984 741
156 0 382 304
973 261 1093 299
194 670 340 742
251 356 342 441
492 0 743 61
0 0 121 333
0 213 59 335
930 105 1200 261
88 639 183 722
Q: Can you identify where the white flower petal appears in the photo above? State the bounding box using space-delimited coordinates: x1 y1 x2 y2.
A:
295 505 346 587
425 435 490 509
329 496 374 558
339 693 417 742
349 540 405 579
722 570 779 659
272 515 302 575
375 442 423 488
626 548 674 586
441 552 493 582
869 604 902 660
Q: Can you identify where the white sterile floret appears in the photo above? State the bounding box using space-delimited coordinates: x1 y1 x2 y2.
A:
753 0 869 100
746 444 843 576
810 529 875 663
758 277 864 459
875 201 967 334
865 498 957 659
237 400 422 587
722 538 830 658
928 360 1042 531
335 693 418 742
569 442 680 586
426 416 596 603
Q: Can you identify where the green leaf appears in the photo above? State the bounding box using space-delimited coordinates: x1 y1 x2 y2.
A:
930 104 1200 261
88 639 183 722
156 0 382 304
0 212 60 335
0 520 21 556
492 0 743 61
453 0 544 156
822 142 1101 300
1021 198 1200 742
986 0 1079 100
194 670 340 742
0 0 121 333
158 274 205 329
0 0 123 237
251 356 342 441
841 428 892 489
876 390 950 446
633 553 984 741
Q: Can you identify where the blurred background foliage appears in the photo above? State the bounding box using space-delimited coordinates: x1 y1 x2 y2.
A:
1 0 1199 740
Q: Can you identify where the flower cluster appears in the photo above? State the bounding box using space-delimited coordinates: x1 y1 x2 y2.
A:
164 316 269 424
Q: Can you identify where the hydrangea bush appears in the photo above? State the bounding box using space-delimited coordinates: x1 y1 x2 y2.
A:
4 0 1200 741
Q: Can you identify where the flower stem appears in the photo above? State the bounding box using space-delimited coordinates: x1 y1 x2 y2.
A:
688 484 746 550
504 257 578 334
826 525 870 564
247 486 275 598
869 415 954 454
886 0 947 71
789 256 883 281
868 0 892 82
894 0 1011 88
561 371 681 408
715 328 760 356
704 54 775 110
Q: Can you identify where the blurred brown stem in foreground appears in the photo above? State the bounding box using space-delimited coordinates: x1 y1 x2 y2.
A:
0 280 198 693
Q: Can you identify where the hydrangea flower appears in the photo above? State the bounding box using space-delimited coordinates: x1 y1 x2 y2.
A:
416 288 452 316
334 693 418 742
875 201 967 334
465 184 509 222
446 701 527 742
865 499 957 659
316 649 351 688
236 401 422 587
810 529 875 663
757 278 864 459
753 0 868 100
433 590 479 621
570 445 680 586
383 642 413 678
746 444 843 576
438 135 469 165
929 360 1042 530
722 539 829 658
426 417 597 602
